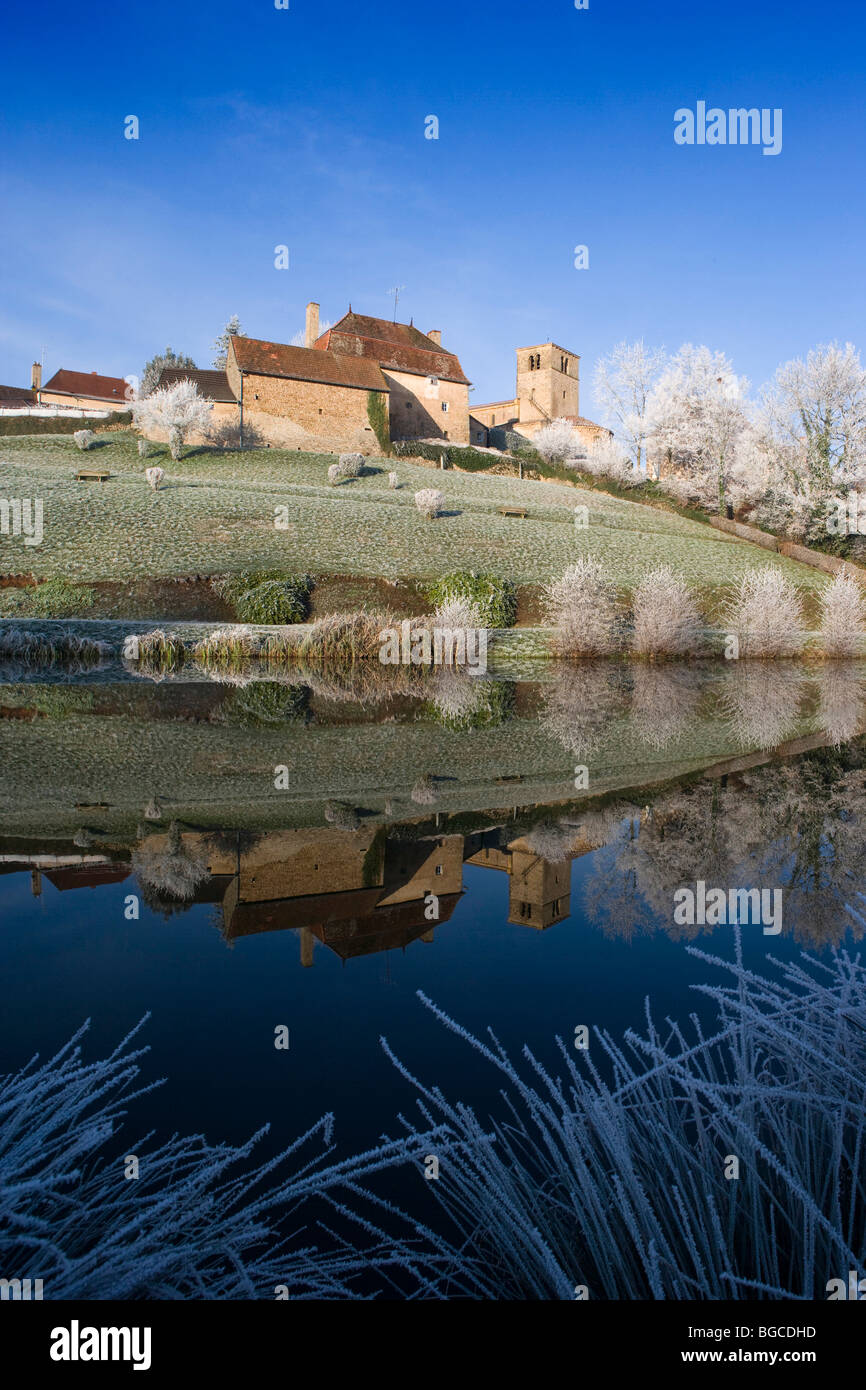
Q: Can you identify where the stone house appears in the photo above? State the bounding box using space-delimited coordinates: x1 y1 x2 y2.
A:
37 365 130 412
225 334 389 452
311 304 471 445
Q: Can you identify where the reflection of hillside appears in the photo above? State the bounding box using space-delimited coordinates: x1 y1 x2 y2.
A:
4 664 862 840
6 732 866 954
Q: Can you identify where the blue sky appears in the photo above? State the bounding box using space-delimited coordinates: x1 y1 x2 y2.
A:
0 0 863 414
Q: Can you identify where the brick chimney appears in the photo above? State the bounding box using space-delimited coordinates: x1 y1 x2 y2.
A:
427 329 442 346
305 302 320 349
31 361 42 391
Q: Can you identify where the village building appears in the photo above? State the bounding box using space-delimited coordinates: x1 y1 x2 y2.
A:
0 382 37 409
36 364 130 412
224 333 389 452
470 341 609 452
310 304 471 445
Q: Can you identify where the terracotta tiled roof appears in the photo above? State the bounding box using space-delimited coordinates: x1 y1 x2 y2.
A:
230 336 388 391
42 369 128 402
316 311 470 385
155 368 237 403
561 415 611 433
0 384 37 404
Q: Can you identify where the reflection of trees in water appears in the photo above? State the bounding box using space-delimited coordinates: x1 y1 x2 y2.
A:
426 671 514 731
582 744 866 948
817 664 866 747
630 665 705 751
132 822 210 917
541 665 628 761
523 819 582 862
718 662 806 750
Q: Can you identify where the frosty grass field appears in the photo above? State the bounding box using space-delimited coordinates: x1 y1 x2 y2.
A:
0 432 828 599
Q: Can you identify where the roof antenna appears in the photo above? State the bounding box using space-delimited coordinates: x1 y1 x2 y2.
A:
386 285 406 321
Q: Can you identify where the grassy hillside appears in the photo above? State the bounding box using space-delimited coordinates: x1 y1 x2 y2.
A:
0 432 829 604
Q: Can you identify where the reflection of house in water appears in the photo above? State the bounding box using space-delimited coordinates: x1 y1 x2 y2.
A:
212 828 466 962
464 843 572 929
6 815 602 962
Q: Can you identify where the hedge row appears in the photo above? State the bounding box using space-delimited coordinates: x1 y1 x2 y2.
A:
0 412 133 436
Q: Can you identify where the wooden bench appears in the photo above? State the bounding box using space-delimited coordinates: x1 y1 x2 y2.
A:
498 505 527 518
75 468 111 483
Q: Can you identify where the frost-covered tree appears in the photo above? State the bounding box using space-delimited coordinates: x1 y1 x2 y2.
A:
542 557 618 656
534 417 578 464
140 346 197 398
725 568 806 660
211 315 243 369
593 340 667 474
647 345 751 513
761 342 866 492
572 434 641 487
819 574 866 658
632 566 702 657
132 379 213 459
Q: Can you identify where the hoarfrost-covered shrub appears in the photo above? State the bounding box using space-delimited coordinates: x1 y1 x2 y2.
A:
430 596 485 632
328 455 364 485
534 417 577 464
819 574 866 658
578 436 642 488
131 378 213 461
720 662 805 749
137 437 151 458
817 665 866 745
132 821 210 903
541 663 625 760
145 466 165 491
411 774 438 805
725 568 806 659
415 488 444 520
388 472 399 489
324 800 361 831
542 557 618 656
73 430 95 451
523 819 578 862
632 565 702 657
427 571 517 628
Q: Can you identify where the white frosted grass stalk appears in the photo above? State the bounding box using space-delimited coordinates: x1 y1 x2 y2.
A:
0 1017 454 1300
375 939 866 1298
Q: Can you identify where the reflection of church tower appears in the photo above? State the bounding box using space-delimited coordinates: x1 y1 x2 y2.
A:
507 850 570 929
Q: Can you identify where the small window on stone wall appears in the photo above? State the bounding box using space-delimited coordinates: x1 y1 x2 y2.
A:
441 401 449 412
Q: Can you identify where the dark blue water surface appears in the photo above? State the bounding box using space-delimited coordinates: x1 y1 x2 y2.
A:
0 844 845 1164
